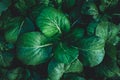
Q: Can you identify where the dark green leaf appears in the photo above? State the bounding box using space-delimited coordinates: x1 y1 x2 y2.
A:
0 0 11 15
4 17 24 43
14 0 36 14
67 27 84 43
65 59 83 73
0 52 14 67
54 42 79 64
81 2 98 16
95 58 120 78
0 67 23 80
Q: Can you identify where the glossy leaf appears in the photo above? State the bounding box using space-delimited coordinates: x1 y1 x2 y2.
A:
36 7 70 38
47 59 65 80
4 17 24 43
65 59 83 73
54 42 79 64
78 36 105 67
17 32 53 65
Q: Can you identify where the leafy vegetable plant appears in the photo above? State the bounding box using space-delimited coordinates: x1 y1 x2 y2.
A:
0 0 120 80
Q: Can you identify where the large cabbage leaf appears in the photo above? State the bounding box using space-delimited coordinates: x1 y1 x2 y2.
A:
78 36 105 67
87 20 120 45
36 7 70 38
17 32 53 65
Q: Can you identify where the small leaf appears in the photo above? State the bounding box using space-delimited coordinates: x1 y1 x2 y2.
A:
63 74 86 80
14 0 36 15
95 57 120 78
48 59 65 80
0 0 11 15
0 67 23 80
67 27 84 44
81 2 98 16
65 59 83 73
0 52 14 67
4 17 24 43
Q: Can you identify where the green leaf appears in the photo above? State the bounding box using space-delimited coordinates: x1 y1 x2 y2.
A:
36 7 70 38
14 0 36 15
55 0 62 4
0 67 23 80
5 67 23 80
47 59 83 80
0 52 14 67
87 21 99 36
95 21 109 40
81 2 98 16
99 0 118 11
0 67 32 80
52 0 63 7
47 59 65 80
105 43 117 60
96 21 120 44
0 9 13 29
39 0 50 5
20 18 35 34
17 32 53 65
54 42 79 64
67 27 84 44
87 21 120 45
69 8 81 22
4 17 24 43
95 58 120 78
63 74 86 80
78 36 105 67
4 17 35 43
64 0 76 8
0 0 11 15
65 59 83 73
30 71 43 80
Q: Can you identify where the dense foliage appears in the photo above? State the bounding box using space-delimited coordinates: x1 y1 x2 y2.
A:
0 0 120 80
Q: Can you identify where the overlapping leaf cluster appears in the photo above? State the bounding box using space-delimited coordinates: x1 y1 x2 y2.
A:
0 0 120 80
